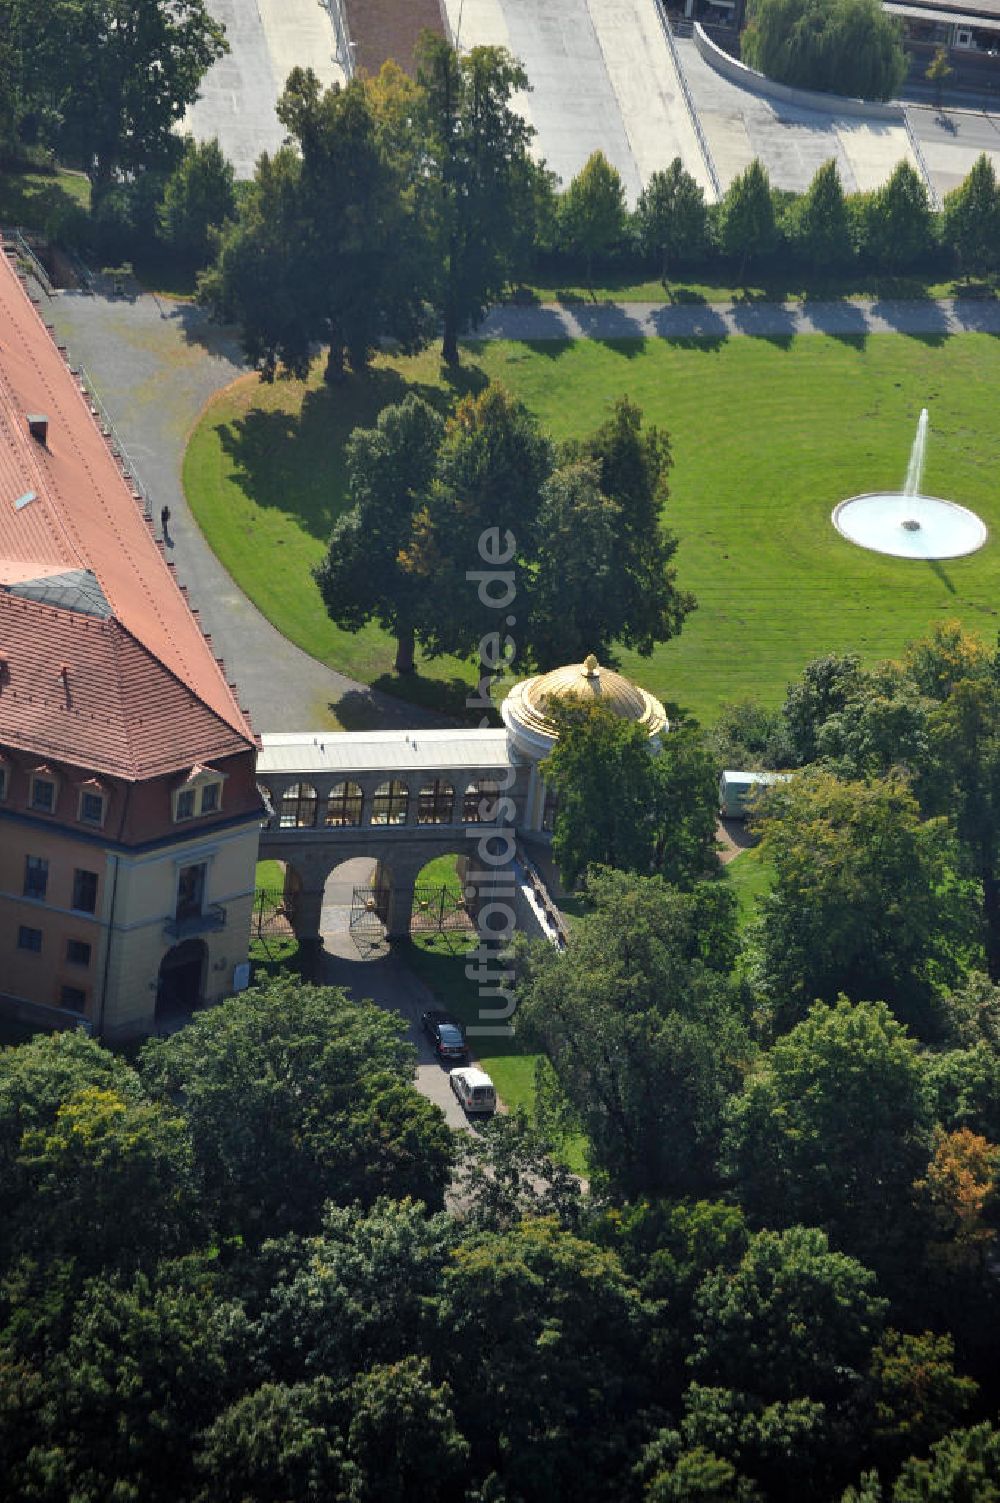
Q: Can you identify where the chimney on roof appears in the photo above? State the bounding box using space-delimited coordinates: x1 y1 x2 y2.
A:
27 414 48 445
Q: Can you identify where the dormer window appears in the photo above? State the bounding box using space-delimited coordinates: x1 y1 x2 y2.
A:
172 766 225 823
77 779 107 827
29 770 57 813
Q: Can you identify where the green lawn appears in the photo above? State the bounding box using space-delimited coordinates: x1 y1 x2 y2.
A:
726 847 774 931
0 164 90 232
517 265 994 306
185 333 1000 727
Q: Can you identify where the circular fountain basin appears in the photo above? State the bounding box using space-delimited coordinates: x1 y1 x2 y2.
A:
831 493 988 560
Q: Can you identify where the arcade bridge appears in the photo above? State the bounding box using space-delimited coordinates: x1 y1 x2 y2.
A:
255 727 529 943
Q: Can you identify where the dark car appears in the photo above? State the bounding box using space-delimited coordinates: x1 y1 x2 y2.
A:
421 1008 468 1062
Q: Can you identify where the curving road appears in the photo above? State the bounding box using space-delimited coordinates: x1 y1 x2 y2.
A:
43 286 441 735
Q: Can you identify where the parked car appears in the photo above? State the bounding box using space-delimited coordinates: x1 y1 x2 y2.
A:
449 1066 497 1116
421 1008 468 1062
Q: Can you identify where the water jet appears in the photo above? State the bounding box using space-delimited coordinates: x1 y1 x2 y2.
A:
831 409 987 560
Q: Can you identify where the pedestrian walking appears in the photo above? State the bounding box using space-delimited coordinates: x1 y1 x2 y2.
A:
160 504 171 541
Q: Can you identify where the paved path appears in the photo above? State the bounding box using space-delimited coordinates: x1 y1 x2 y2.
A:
479 295 1000 342
44 287 436 734
441 0 711 203
185 0 345 179
318 858 474 1133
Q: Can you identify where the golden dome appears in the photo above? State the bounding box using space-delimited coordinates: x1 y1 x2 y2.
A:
510 655 668 742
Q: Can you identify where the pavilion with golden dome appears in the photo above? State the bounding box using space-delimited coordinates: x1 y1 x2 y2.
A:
501 654 669 836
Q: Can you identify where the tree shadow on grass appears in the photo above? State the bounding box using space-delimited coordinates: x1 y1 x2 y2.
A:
214 362 488 542
370 670 481 723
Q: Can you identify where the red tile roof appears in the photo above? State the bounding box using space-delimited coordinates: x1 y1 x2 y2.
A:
0 592 255 778
0 242 257 776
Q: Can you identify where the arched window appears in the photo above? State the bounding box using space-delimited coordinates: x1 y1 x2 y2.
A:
463 780 501 823
325 781 363 827
279 782 318 829
371 779 409 826
418 779 455 824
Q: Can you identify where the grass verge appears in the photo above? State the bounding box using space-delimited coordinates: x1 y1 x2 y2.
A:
403 895 588 1176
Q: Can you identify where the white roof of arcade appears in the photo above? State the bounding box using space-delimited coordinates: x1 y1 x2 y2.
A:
258 728 511 777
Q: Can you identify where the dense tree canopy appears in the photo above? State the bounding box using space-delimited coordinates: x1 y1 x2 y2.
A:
722 998 934 1272
750 769 977 1036
1 0 226 192
517 868 747 1197
541 704 718 889
741 0 907 102
203 68 429 382
139 977 454 1242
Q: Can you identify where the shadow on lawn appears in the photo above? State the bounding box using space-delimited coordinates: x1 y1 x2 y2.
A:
214 362 488 541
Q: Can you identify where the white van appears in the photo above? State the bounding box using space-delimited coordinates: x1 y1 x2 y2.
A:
449 1066 497 1115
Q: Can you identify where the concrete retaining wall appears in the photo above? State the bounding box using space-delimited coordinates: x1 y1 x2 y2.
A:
692 24 905 121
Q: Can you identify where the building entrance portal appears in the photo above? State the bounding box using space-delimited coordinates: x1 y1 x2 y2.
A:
156 938 207 1023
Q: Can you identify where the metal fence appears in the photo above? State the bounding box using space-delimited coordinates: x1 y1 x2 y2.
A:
319 0 356 79
655 0 722 202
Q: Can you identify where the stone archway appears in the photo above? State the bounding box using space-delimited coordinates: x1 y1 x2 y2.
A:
156 938 207 1024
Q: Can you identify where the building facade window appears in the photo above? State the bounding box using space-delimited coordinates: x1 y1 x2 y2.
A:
66 938 92 967
175 789 197 821
0 765 7 801
542 787 559 833
17 925 42 953
172 772 223 822
78 789 106 826
72 869 98 914
60 985 86 1012
279 782 318 829
23 855 48 900
176 863 207 921
325 781 363 827
29 775 56 813
418 780 455 824
463 781 501 823
371 780 409 826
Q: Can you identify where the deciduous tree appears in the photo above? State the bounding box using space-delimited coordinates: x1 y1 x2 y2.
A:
858 161 936 272
203 70 429 382
791 159 853 269
636 157 709 283
140 978 453 1242
517 869 747 1197
741 0 906 101
314 394 444 675
943 154 1000 278
722 998 933 1271
9 0 227 196
717 159 777 280
161 135 235 267
750 770 977 1035
416 36 537 363
559 150 629 285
